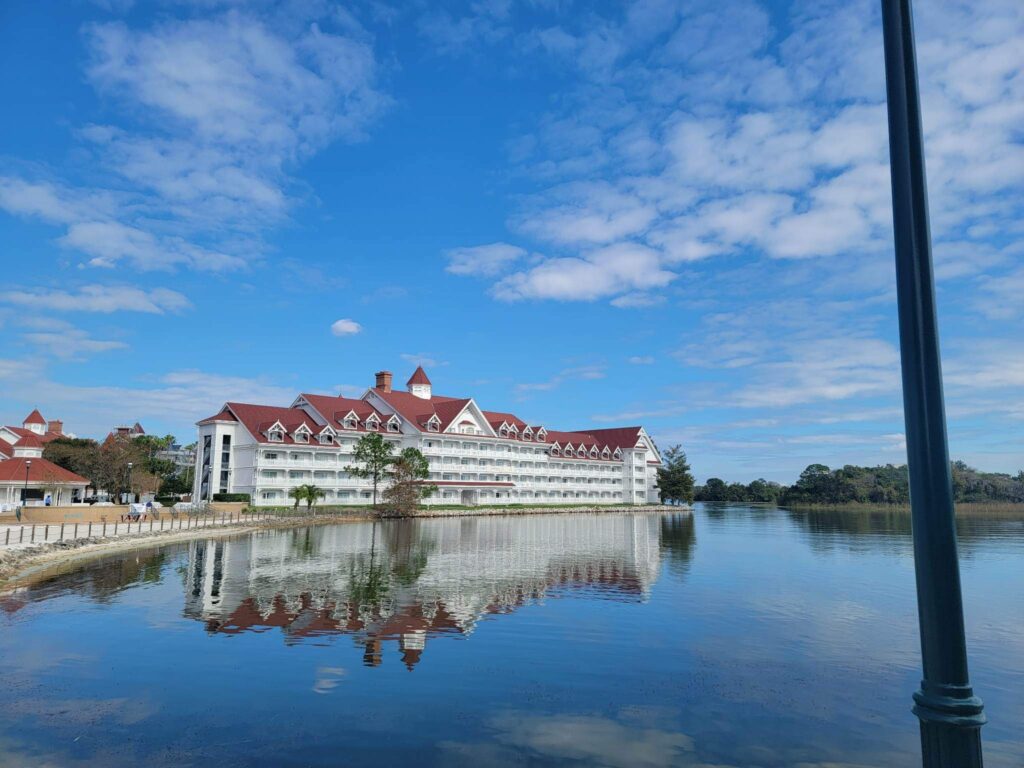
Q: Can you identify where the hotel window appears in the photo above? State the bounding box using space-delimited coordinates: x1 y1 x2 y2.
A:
264 452 278 460
294 431 309 444
366 420 379 431
387 419 400 432
319 433 333 445
268 430 283 442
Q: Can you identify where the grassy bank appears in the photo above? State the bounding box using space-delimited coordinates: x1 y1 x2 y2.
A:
768 501 1024 518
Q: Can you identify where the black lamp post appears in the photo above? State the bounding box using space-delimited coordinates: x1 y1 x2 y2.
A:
23 459 32 504
127 461 134 505
880 0 985 765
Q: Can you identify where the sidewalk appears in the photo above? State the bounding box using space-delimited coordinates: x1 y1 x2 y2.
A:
0 510 273 551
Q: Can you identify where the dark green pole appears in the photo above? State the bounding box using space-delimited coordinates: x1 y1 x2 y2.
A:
879 1 985 765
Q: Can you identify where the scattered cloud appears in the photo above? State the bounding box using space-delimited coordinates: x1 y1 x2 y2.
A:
330 318 363 337
517 364 606 393
399 353 448 368
0 6 391 272
0 285 191 314
444 242 526 277
628 355 655 365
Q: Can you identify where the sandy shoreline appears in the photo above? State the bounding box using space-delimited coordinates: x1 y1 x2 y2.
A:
0 505 680 589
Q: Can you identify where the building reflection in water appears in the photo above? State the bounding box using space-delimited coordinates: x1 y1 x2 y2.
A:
184 514 665 669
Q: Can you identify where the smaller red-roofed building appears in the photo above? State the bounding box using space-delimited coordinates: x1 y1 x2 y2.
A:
0 433 89 507
192 367 662 507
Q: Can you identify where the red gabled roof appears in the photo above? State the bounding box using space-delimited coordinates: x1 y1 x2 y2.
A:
0 457 88 485
407 366 431 386
0 438 12 458
299 394 389 433
482 410 529 431
371 389 470 431
14 433 44 448
23 408 46 425
225 403 321 445
198 407 239 424
576 427 644 450
3 425 62 444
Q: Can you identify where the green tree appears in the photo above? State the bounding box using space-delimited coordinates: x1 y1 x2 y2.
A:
43 437 100 479
698 477 729 502
345 433 395 507
301 484 327 508
382 448 436 514
288 486 306 509
656 445 695 505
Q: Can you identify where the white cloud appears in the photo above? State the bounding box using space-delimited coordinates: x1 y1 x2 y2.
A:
330 318 362 336
400 353 448 368
517 365 606 393
611 292 665 309
444 243 525 276
494 243 675 302
628 355 655 365
0 285 191 314
22 329 128 360
0 8 390 273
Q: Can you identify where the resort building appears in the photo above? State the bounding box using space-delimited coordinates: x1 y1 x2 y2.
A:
0 409 88 506
193 367 663 507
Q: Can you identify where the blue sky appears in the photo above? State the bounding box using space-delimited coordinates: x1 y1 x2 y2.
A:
0 0 1021 483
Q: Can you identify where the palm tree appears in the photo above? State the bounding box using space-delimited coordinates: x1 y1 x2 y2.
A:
288 486 306 509
302 484 326 509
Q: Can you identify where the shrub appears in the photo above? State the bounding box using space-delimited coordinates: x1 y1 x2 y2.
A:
213 492 252 503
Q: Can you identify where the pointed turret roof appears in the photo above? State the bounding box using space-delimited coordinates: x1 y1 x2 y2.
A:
407 366 431 386
23 408 45 425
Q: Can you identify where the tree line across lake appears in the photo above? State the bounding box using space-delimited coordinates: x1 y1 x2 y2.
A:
695 461 1024 505
654 446 1024 507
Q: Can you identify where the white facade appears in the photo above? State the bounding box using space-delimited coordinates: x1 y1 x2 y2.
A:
193 368 663 507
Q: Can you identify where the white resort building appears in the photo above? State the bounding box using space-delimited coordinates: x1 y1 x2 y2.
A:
193 367 663 507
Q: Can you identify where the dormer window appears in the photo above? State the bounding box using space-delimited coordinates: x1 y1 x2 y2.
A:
499 425 509 437
294 431 309 444
536 428 547 442
387 416 401 433
522 427 533 441
590 447 599 458
366 416 380 431
613 448 622 459
601 447 610 459
319 433 334 445
564 446 575 457
268 430 283 442
426 415 441 433
550 446 561 457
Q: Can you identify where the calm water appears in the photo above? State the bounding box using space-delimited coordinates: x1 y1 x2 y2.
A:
1 506 1021 767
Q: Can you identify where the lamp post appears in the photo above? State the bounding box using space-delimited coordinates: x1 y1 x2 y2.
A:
23 459 32 504
879 0 985 765
127 462 134 505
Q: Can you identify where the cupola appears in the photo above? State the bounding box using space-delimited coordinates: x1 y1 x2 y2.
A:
407 366 432 399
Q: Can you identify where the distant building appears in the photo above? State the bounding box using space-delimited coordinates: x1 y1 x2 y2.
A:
0 409 88 506
193 367 663 506
109 422 146 439
107 421 194 475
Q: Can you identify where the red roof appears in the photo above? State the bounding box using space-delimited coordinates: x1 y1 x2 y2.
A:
23 409 46 425
224 403 321 445
299 394 389 433
483 410 529 431
0 457 89 485
3 425 63 444
14 433 44 448
407 366 431 386
198 407 239 424
372 388 471 431
0 438 11 459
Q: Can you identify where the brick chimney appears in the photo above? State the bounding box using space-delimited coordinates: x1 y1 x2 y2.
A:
375 370 393 393
47 420 63 435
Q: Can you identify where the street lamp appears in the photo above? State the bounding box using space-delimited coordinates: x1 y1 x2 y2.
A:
23 459 32 504
880 0 985 764
127 462 134 505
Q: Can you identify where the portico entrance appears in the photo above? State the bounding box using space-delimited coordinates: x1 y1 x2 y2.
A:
459 489 478 506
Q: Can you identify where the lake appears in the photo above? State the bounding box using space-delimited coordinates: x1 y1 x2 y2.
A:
1 506 1021 767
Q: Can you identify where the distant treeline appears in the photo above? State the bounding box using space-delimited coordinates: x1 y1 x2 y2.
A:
695 462 1024 505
